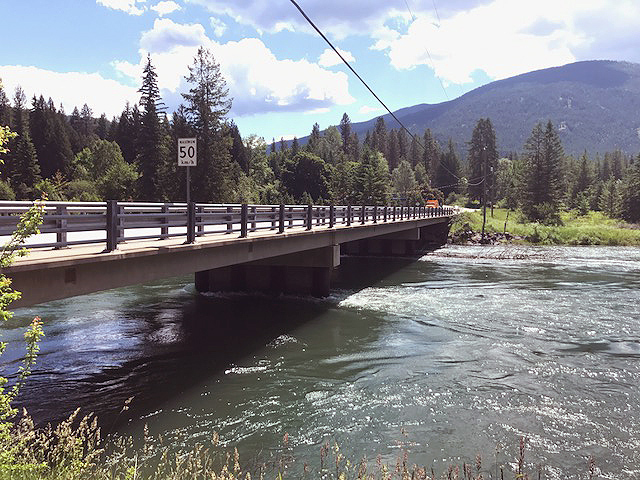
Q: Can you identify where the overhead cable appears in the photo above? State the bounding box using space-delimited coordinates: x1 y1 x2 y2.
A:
287 0 462 183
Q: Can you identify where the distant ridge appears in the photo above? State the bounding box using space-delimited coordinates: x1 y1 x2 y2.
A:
310 60 640 157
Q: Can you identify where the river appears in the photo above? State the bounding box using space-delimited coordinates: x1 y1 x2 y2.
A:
2 245 640 478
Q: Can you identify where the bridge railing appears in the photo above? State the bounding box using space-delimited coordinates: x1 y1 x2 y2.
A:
0 201 455 252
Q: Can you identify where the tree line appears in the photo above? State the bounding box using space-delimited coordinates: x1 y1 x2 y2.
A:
0 47 639 223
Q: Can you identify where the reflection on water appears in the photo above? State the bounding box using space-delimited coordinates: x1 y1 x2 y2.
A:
2 245 640 477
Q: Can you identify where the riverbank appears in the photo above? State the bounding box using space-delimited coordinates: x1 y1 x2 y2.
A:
449 208 640 245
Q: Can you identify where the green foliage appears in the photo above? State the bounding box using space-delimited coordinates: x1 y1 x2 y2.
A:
282 151 331 202
391 159 418 205
355 148 390 205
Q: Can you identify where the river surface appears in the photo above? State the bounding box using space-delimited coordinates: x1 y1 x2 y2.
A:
2 245 640 478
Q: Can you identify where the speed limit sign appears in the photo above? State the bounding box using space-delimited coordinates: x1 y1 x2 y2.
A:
178 138 197 166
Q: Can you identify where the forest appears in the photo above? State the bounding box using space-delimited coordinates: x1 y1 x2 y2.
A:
1 47 639 225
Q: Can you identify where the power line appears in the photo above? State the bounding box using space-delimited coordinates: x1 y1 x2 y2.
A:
287 0 461 184
402 0 449 101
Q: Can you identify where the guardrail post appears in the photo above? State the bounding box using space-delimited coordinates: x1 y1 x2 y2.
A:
413 206 416 218
226 206 233 233
306 204 313 230
270 206 277 230
197 205 204 235
55 205 67 249
240 204 248 237
161 204 169 238
250 205 257 232
346 205 351 226
373 205 377 224
186 202 196 244
329 204 335 228
105 200 118 252
392 206 396 221
278 204 285 233
361 204 366 225
383 206 387 222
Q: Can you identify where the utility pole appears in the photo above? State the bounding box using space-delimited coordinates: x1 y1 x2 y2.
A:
481 146 487 241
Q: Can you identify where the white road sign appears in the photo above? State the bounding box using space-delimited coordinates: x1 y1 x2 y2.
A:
178 138 197 166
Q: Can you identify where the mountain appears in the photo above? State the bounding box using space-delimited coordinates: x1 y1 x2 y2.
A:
342 60 640 157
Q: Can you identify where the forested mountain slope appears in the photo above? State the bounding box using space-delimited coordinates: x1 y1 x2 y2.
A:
348 60 640 156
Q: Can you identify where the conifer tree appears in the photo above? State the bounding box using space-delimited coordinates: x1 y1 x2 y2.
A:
435 139 460 199
6 88 40 198
182 46 233 202
356 147 389 205
421 129 440 183
467 118 498 203
339 112 351 154
137 54 170 200
520 121 564 222
307 123 321 154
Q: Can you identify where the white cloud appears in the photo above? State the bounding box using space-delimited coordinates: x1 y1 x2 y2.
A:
358 105 383 115
96 0 145 15
186 0 410 39
373 0 640 85
210 17 227 37
140 18 209 53
0 66 139 117
318 48 355 68
116 20 355 116
150 0 181 16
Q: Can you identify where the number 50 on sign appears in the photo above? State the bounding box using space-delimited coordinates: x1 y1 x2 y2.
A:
178 138 197 166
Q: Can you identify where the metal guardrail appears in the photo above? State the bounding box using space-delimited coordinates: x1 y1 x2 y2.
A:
0 201 455 252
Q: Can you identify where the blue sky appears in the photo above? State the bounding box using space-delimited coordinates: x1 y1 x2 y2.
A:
2 0 639 142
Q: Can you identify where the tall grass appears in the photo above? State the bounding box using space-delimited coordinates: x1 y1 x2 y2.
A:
0 407 600 479
451 208 640 245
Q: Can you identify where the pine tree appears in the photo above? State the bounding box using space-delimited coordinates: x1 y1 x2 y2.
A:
339 112 351 154
372 117 387 158
96 114 109 139
387 129 400 171
356 147 390 205
520 121 564 223
229 121 249 173
6 88 40 198
620 157 640 222
435 139 460 199
467 118 498 203
182 47 233 202
421 129 440 183
115 103 136 164
307 123 321 154
137 54 170 200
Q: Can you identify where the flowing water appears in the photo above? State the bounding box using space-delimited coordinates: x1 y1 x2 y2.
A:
2 245 640 478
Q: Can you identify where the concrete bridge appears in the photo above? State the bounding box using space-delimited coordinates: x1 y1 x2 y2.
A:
0 201 456 307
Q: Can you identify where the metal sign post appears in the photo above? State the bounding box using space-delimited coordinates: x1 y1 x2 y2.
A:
178 137 197 203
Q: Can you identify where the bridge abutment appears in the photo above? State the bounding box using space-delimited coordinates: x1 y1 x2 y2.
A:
195 245 340 297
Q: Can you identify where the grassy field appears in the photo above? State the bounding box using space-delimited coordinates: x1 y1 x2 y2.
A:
451 208 640 246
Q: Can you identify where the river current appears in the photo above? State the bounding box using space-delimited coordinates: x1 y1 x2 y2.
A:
2 245 640 478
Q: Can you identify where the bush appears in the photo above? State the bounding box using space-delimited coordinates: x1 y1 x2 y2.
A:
0 180 15 201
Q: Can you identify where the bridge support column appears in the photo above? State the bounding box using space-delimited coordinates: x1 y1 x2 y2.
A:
195 245 340 297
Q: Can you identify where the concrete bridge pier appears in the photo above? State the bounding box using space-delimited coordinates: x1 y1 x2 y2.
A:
195 245 340 297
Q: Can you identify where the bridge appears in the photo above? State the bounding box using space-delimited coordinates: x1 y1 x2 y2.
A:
0 201 456 308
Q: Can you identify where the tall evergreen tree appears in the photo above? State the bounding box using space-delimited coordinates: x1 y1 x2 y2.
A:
467 118 498 203
229 121 249 173
421 129 440 183
339 112 351 154
620 157 640 222
6 87 40 198
435 139 460 199
520 121 564 222
137 54 170 200
307 123 321 154
356 147 390 205
182 46 233 202
372 117 387 158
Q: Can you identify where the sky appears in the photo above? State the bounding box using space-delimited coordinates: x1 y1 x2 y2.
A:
1 0 639 142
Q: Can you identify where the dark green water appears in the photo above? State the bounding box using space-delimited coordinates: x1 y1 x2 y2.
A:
3 245 640 478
